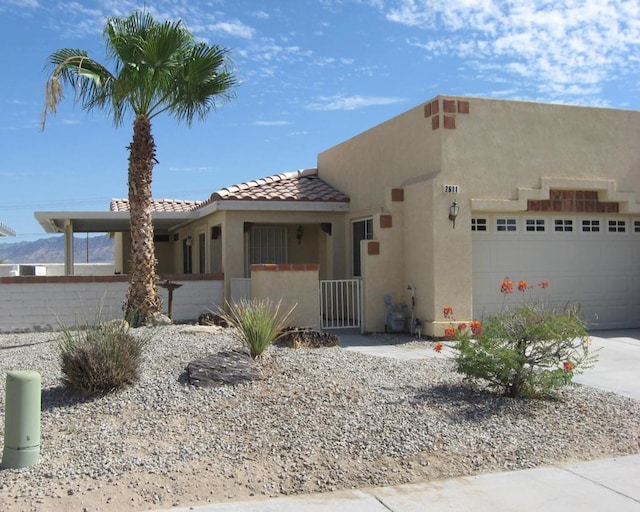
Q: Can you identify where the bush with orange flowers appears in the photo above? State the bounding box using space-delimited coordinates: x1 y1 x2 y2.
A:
448 279 597 399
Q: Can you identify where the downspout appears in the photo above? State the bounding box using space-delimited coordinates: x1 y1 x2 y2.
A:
64 220 74 276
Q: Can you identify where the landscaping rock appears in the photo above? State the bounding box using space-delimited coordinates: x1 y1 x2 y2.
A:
146 313 172 327
277 327 339 348
186 350 262 387
198 312 229 328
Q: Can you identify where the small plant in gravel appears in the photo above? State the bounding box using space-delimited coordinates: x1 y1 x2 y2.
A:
445 278 597 399
218 298 296 358
57 317 150 396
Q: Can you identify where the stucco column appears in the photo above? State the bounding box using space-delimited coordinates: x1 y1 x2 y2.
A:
63 220 74 276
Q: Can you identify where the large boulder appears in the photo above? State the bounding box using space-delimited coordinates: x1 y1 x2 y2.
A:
186 350 262 388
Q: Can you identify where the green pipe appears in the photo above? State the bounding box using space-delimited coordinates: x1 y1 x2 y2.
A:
2 370 41 469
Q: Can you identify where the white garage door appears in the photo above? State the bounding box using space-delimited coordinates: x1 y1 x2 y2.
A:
472 214 640 330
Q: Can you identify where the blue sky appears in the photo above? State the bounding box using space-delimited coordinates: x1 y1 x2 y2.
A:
1 0 639 241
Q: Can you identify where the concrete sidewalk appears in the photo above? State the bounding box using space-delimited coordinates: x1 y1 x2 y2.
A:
153 330 640 512
156 455 640 511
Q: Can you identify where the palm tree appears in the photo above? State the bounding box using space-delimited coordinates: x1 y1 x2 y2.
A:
42 11 236 325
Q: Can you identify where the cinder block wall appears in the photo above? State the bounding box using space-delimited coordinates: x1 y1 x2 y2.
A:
0 275 224 332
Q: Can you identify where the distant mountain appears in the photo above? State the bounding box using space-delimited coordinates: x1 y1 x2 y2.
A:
0 235 114 264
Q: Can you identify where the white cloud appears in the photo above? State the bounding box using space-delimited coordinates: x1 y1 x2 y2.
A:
253 120 292 126
385 0 640 101
0 0 39 7
306 94 404 110
208 19 255 39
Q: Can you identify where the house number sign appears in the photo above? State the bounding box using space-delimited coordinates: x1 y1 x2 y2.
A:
443 185 460 193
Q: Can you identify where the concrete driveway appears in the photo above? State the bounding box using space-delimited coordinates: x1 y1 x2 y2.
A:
341 329 640 400
573 329 640 401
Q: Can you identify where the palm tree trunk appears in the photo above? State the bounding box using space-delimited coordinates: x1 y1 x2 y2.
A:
125 114 161 324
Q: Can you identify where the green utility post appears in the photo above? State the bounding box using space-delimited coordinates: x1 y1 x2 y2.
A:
2 370 41 469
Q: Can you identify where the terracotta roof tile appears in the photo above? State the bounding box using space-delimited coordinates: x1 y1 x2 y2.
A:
204 168 349 206
109 169 349 214
110 198 202 213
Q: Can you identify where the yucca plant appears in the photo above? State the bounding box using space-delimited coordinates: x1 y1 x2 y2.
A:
219 298 296 358
57 318 150 396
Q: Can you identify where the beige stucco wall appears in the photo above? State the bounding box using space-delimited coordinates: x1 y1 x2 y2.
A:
319 96 640 335
172 209 346 304
114 232 174 275
444 98 640 202
250 265 320 329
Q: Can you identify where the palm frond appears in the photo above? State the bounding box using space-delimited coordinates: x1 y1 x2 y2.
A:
169 44 238 125
41 48 115 130
44 11 236 128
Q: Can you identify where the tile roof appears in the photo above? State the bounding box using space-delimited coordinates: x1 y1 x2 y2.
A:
204 168 349 206
110 198 202 213
110 169 349 214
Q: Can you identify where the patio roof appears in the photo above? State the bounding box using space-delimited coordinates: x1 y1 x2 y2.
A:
34 168 349 234
0 221 16 237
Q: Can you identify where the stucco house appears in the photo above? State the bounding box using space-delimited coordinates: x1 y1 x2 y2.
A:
35 96 640 334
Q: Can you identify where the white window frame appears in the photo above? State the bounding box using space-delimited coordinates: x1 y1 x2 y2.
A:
471 218 488 232
525 218 545 232
608 219 626 233
496 218 517 233
554 219 573 232
581 219 600 233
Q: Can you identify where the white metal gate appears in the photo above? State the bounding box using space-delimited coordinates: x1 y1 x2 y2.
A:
320 279 361 329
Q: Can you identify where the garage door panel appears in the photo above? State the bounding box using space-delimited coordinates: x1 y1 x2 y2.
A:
472 215 640 330
578 276 606 299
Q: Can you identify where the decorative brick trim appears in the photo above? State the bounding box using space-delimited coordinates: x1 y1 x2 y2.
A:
430 99 439 115
432 115 440 130
458 100 470 114
0 273 224 285
391 188 404 202
380 214 392 228
250 264 320 272
424 103 432 117
527 190 619 213
367 241 380 255
443 99 456 113
443 115 456 129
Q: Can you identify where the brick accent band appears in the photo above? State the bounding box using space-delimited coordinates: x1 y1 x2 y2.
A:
250 264 320 272
391 188 404 202
444 115 456 129
367 241 380 255
0 273 224 285
380 214 393 228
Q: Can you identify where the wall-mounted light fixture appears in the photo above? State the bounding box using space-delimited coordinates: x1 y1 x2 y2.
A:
296 225 304 244
448 201 460 228
185 235 193 247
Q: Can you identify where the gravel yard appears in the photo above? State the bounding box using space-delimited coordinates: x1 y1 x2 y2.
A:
0 325 639 511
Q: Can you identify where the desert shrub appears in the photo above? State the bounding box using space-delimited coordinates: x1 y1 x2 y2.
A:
447 279 597 399
219 298 296 358
57 319 150 396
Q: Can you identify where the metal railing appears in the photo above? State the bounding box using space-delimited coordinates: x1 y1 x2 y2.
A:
319 279 361 329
